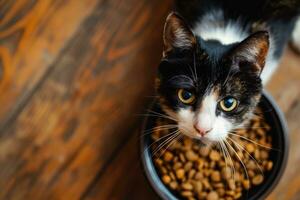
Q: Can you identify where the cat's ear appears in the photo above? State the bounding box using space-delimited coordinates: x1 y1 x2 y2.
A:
229 31 269 75
163 12 196 56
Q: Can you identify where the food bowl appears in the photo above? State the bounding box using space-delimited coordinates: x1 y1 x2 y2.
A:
140 90 289 200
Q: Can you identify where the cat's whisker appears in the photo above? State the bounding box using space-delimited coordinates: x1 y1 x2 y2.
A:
236 125 271 129
158 134 183 159
142 110 179 123
138 114 178 124
224 139 250 183
222 140 236 180
228 132 280 151
142 124 178 136
152 131 181 158
228 137 264 177
144 129 179 156
218 141 229 173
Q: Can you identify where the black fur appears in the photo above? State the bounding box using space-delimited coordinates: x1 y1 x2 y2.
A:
174 0 300 59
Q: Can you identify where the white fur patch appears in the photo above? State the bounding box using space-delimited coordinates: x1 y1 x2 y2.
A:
260 58 279 85
176 92 233 142
193 10 247 45
292 17 300 52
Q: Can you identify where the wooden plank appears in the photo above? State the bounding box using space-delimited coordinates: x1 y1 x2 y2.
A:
0 0 172 199
82 131 159 200
266 48 300 113
0 0 98 131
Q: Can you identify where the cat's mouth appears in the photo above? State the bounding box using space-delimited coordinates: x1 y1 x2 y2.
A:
177 122 231 143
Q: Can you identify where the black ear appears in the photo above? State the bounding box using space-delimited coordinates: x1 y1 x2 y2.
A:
229 31 269 75
163 12 196 56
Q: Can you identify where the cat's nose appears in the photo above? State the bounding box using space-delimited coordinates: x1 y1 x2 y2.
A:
193 123 212 137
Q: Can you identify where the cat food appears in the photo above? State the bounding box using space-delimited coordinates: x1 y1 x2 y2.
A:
151 113 273 200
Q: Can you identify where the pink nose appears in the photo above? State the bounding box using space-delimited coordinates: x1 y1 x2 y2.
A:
193 123 212 137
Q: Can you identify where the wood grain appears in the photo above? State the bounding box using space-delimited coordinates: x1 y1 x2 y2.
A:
0 0 172 199
0 0 98 132
82 131 159 200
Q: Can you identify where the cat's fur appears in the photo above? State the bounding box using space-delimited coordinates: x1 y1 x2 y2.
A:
156 0 300 142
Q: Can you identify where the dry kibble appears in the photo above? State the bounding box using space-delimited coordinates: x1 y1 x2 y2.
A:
254 149 260 159
199 146 210 157
266 161 273 171
226 190 235 197
202 178 211 190
260 150 269 159
162 175 171 184
193 181 203 194
209 150 221 161
198 192 207 199
161 166 167 174
183 138 193 149
214 182 224 188
211 171 221 182
248 170 255 178
182 182 194 190
197 159 205 170
176 169 185 179
184 162 193 171
181 191 193 197
188 169 196 179
179 153 186 163
247 160 256 170
217 188 225 196
170 181 178 190
186 150 198 161
222 166 232 180
163 151 174 162
228 179 236 190
246 143 255 153
152 109 273 200
207 191 219 200
170 172 176 181
252 174 264 185
204 169 212 177
155 158 163 166
234 192 242 199
173 162 183 170
242 180 251 190
195 172 204 180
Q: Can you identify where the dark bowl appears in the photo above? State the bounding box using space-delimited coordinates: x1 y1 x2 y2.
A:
140 90 289 200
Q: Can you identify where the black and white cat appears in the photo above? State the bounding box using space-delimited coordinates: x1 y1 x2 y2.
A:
156 0 300 143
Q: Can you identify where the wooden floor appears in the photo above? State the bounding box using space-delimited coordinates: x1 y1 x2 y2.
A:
0 1 299 200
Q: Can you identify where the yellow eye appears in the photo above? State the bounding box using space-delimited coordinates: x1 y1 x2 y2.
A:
178 89 196 104
219 97 238 112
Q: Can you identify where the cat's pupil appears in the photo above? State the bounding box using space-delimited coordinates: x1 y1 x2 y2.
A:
224 97 234 108
182 90 192 100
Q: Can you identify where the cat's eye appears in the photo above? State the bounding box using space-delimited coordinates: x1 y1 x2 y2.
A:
219 97 238 112
177 89 195 104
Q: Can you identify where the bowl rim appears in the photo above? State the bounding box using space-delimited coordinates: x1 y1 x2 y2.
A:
140 89 289 200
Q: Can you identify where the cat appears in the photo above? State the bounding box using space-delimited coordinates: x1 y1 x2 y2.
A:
156 0 300 143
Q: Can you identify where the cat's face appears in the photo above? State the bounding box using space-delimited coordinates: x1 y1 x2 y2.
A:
156 13 269 143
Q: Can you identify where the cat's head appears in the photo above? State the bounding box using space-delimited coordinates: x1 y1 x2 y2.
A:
156 12 269 143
